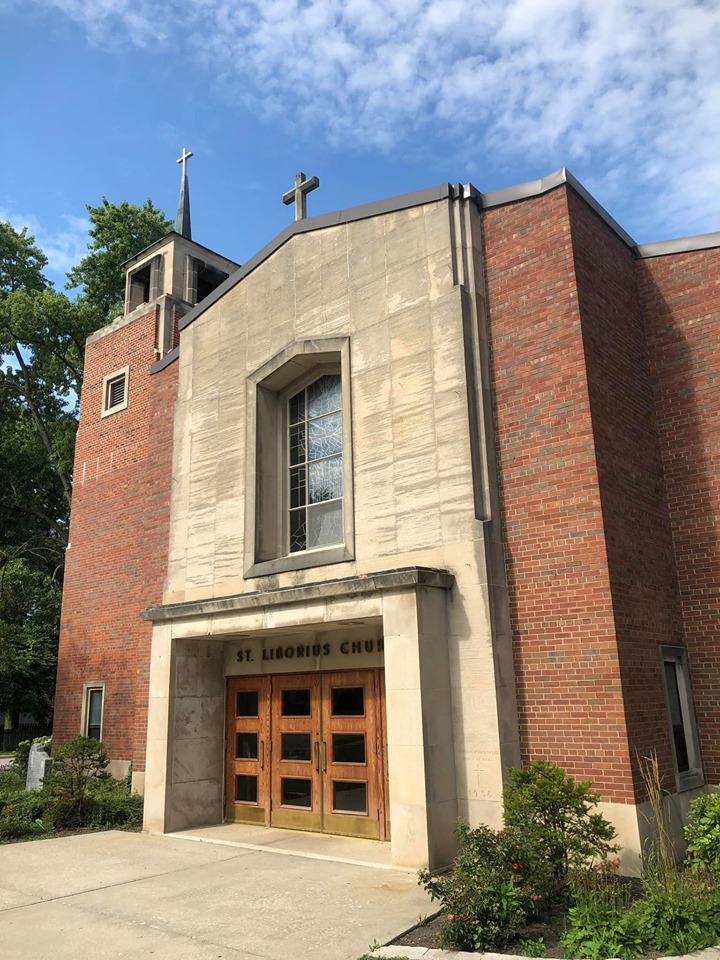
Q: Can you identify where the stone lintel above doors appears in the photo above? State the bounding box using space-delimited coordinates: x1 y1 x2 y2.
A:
141 566 454 624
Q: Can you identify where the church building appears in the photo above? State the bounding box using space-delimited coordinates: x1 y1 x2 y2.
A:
53 157 720 872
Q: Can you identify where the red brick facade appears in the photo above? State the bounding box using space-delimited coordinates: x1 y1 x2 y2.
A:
639 248 720 784
54 306 177 772
482 188 636 802
483 183 718 802
54 179 718 809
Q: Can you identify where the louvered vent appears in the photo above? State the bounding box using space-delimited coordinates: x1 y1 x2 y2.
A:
107 374 126 409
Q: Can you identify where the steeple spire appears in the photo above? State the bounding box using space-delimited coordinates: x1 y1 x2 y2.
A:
176 147 193 239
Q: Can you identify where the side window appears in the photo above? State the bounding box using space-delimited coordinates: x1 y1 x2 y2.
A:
83 684 105 741
101 366 129 417
660 647 703 790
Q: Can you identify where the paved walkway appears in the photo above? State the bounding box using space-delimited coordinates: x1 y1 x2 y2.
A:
0 826 431 960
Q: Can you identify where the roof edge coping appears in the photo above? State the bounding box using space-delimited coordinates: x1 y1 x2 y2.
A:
177 183 453 334
478 167 637 247
635 232 720 259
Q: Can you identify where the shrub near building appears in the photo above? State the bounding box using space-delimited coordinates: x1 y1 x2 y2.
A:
0 736 142 841
418 762 720 958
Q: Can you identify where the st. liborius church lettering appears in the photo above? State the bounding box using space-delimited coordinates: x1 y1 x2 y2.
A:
227 633 385 676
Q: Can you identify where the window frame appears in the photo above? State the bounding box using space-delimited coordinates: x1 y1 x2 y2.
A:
659 646 703 792
100 366 129 418
81 682 105 742
244 338 354 579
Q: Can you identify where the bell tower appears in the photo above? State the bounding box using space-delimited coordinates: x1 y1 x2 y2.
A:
121 149 240 357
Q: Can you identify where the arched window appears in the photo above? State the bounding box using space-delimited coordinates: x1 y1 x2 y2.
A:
245 338 354 578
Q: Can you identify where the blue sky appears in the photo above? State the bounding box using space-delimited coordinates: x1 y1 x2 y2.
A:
1 0 719 289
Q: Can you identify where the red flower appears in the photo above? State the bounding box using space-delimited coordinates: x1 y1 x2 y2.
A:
447 914 455 921
532 895 542 901
512 863 520 870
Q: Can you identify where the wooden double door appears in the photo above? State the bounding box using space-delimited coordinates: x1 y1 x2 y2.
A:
225 670 388 840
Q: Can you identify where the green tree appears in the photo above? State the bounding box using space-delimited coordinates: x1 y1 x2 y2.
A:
0 200 171 730
66 197 172 318
0 221 48 295
0 559 61 728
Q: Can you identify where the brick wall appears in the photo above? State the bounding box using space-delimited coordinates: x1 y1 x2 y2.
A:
54 307 177 770
639 247 720 784
568 190 683 794
482 186 636 802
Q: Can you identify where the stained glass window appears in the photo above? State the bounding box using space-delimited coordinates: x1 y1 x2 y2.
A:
288 374 343 553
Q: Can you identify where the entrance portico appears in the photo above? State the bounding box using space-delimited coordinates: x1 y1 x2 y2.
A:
142 567 457 869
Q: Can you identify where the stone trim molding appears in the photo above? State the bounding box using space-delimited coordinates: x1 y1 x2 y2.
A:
142 566 454 623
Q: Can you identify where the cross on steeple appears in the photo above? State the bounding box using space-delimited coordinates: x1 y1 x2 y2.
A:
176 147 193 239
176 147 193 177
282 171 320 221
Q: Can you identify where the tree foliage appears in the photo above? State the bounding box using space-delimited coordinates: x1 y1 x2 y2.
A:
0 198 171 729
66 197 172 318
0 559 61 726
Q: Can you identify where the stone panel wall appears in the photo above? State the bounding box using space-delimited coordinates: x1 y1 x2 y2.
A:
165 200 519 827
639 246 720 784
54 307 177 772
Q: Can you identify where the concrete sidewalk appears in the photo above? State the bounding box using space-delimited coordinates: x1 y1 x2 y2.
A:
0 828 431 960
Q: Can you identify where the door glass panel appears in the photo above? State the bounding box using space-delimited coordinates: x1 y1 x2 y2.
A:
236 691 259 717
236 732 258 760
282 688 311 717
281 777 312 808
332 733 366 764
282 733 311 762
333 780 367 814
235 775 258 804
332 686 364 716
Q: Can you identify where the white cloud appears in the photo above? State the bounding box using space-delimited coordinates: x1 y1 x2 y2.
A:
36 0 720 237
0 209 89 280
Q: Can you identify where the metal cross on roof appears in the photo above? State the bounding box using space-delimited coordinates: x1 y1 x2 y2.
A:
176 147 193 177
176 148 193 239
282 171 320 221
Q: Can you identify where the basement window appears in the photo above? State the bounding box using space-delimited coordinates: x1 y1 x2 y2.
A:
101 366 129 418
660 646 703 791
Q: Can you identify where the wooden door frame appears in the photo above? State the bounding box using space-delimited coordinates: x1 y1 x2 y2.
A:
224 668 389 839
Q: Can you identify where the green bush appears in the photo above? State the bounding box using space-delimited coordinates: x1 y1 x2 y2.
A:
518 937 546 957
11 740 32 781
684 790 720 874
561 871 643 960
503 760 618 897
84 776 143 829
632 874 720 956
0 768 25 804
44 736 109 828
419 822 529 951
0 789 51 841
